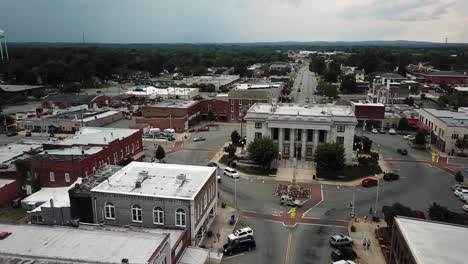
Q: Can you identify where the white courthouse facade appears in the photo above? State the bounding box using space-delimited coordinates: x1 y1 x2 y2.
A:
244 103 357 164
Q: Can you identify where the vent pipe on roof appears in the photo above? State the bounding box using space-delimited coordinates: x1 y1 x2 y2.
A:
121 258 129 263
135 181 141 188
50 198 54 208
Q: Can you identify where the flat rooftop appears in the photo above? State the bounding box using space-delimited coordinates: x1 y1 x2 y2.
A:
422 108 468 127
34 147 103 161
91 161 216 200
235 83 282 90
52 127 139 146
0 224 168 264
23 179 82 211
0 143 42 164
149 100 198 109
246 103 356 118
395 217 468 264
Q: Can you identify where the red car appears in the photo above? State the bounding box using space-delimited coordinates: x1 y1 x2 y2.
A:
362 178 378 187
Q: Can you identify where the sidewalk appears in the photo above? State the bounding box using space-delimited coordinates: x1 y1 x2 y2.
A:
349 218 387 264
199 204 236 257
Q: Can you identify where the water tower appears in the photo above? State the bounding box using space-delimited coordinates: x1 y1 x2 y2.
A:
0 28 9 62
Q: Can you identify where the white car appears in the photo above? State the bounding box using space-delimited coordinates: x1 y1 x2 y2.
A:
463 204 468 212
333 261 356 264
371 128 378 134
228 227 254 242
454 188 468 199
224 167 240 179
388 128 396 135
403 135 415 140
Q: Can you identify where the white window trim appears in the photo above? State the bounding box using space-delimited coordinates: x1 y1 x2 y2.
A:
175 208 186 227
104 202 115 220
64 172 70 183
49 172 55 182
153 207 164 225
131 204 143 223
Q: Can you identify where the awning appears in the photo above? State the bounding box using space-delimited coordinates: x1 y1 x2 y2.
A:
408 119 431 133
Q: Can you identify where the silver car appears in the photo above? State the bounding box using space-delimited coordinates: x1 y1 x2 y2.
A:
329 235 353 247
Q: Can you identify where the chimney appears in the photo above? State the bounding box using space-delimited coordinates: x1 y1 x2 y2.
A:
135 181 141 188
49 199 54 208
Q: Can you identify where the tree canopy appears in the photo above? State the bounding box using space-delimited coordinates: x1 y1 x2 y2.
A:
316 81 339 98
314 143 345 172
339 74 357 94
309 58 326 75
247 136 278 170
398 117 409 131
155 145 166 162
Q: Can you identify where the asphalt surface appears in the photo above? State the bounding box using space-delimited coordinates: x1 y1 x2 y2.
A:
291 65 318 104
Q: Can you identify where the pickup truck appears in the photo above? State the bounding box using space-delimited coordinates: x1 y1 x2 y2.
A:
280 195 303 207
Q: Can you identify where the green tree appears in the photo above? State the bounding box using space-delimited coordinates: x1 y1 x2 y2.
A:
398 117 409 131
205 84 216 93
313 143 345 172
0 114 14 127
207 109 215 121
316 81 338 99
309 58 326 75
428 202 468 225
155 145 166 162
414 130 427 145
340 74 357 94
455 171 464 183
247 137 278 170
323 70 338 82
231 130 241 145
382 203 416 227
362 136 373 152
224 144 237 158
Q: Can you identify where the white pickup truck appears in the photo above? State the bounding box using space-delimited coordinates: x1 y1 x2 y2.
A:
280 195 303 207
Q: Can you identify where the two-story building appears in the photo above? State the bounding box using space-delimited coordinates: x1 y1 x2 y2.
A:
244 103 357 164
89 162 218 246
367 73 409 104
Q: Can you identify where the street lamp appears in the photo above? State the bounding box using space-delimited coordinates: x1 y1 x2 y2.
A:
374 177 380 216
234 176 238 211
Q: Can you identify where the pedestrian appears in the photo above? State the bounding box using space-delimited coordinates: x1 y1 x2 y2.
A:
364 215 368 222
367 238 371 249
363 238 367 249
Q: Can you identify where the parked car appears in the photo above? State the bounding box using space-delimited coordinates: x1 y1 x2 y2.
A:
371 128 378 134
397 148 408 155
224 167 240 179
280 195 303 207
388 128 396 135
193 136 206 142
403 135 415 140
331 247 357 261
217 175 221 183
379 128 386 134
361 178 378 187
223 236 256 256
333 261 356 264
454 188 468 199
207 162 218 168
197 126 210 132
463 204 468 212
6 131 18 137
451 184 465 191
25 131 32 137
383 172 400 181
228 227 254 242
329 235 353 247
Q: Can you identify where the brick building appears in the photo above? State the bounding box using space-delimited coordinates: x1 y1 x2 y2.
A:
88 162 217 246
42 94 110 109
228 89 279 122
0 179 20 205
140 100 201 132
350 101 385 128
199 98 230 121
419 71 467 86
32 127 143 187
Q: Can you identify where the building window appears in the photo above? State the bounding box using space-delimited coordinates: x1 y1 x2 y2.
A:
31 215 43 223
297 129 302 141
231 113 234 120
204 193 208 209
113 153 117 161
337 126 345 133
64 173 70 183
336 136 344 145
283 146 289 155
272 128 279 140
104 202 115 219
231 100 234 105
452 134 459 139
131 204 142 222
306 147 313 156
175 208 186 227
284 128 290 141
255 132 262 138
239 100 242 106
153 207 164 225
307 130 313 142
231 106 234 112
49 172 55 182
255 122 262 129
319 130 326 142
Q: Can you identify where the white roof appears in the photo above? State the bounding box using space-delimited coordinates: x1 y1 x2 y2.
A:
80 110 121 122
235 83 282 90
178 247 210 264
351 101 385 107
92 161 216 200
454 86 468 92
0 143 41 164
126 86 198 97
0 85 43 92
54 127 139 146
41 146 103 156
0 224 167 264
395 217 468 264
22 179 81 211
0 179 15 188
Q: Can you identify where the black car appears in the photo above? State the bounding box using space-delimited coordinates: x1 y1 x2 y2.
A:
223 237 256 256
207 162 219 168
6 131 18 137
383 172 400 181
25 131 32 137
331 247 357 261
397 148 408 155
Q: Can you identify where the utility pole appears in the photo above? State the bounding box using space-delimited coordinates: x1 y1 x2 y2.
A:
374 178 380 215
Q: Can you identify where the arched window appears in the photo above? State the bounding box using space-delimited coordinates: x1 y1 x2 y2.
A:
131 204 142 222
153 207 164 225
104 202 115 219
175 208 186 227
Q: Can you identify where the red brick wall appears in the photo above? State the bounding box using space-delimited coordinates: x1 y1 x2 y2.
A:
199 99 229 119
193 171 216 227
0 180 21 205
425 76 467 85
354 105 385 120
228 99 267 122
142 102 200 119
135 117 187 132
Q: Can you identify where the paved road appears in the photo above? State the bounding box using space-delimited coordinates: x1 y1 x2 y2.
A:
291 65 318 104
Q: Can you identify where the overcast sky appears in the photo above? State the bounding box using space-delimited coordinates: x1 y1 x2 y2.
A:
1 0 467 43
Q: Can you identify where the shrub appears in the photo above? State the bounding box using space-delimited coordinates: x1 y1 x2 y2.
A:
350 225 356 232
221 202 226 208
206 230 213 237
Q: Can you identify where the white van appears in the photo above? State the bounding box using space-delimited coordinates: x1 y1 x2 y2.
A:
224 167 240 179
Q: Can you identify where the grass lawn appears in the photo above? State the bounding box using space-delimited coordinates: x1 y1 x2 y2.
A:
318 165 382 181
0 205 28 224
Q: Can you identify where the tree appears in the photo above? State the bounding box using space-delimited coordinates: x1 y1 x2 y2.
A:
455 171 464 183
155 145 166 162
0 114 14 126
382 203 416 227
247 137 278 170
340 74 357 94
309 58 326 75
207 109 215 121
224 144 237 158
314 143 345 172
428 202 468 225
231 130 241 145
316 81 339 99
323 70 338 83
414 130 427 145
397 64 407 77
455 139 467 153
362 136 373 152
398 117 409 131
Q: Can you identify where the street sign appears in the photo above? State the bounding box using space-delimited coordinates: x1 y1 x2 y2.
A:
290 208 296 219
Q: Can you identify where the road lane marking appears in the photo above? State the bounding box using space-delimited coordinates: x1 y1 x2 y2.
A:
284 232 293 264
223 253 245 260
